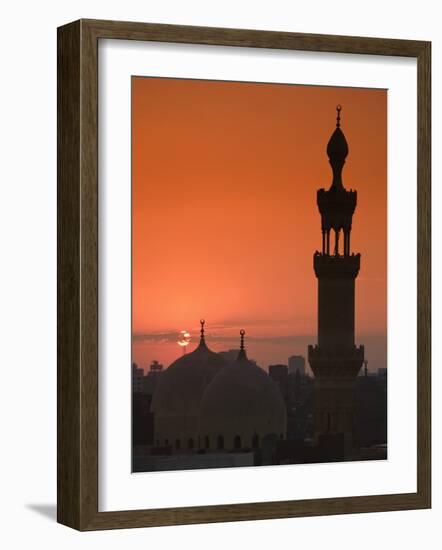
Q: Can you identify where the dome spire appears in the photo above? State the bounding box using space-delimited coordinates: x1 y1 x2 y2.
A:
237 329 248 361
199 318 207 347
196 318 208 349
327 104 349 190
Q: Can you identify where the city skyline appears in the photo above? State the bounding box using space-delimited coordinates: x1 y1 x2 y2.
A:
132 77 387 374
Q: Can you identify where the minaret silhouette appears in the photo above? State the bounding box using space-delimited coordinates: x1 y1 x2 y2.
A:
308 106 365 453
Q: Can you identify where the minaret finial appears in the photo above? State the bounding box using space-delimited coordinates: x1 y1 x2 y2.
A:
240 329 245 350
237 329 248 361
200 319 205 341
336 104 341 128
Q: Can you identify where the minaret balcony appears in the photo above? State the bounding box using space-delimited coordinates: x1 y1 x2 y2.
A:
308 344 365 378
313 252 360 278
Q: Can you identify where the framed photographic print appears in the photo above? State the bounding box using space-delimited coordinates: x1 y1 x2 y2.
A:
57 19 431 530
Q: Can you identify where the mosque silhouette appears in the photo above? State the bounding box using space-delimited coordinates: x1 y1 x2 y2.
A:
133 106 377 471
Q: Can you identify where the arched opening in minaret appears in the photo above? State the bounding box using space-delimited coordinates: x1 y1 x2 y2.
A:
331 227 352 256
204 435 210 449
327 413 331 433
344 229 351 256
188 438 194 450
234 435 241 449
252 433 259 448
334 228 341 256
322 229 332 255
217 435 224 450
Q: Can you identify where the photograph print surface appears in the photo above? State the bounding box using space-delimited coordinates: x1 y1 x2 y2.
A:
131 76 387 473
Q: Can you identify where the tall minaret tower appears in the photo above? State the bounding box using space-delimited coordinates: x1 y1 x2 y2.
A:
308 106 364 452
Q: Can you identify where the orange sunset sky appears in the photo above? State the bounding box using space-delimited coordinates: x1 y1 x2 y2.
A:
132 77 387 373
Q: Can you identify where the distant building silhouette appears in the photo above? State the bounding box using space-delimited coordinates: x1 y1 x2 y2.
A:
288 355 306 376
142 360 164 395
133 392 154 446
308 106 364 453
132 363 144 394
149 360 163 374
354 373 387 447
133 361 164 447
268 364 289 400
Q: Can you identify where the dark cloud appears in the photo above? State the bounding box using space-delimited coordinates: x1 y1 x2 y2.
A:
132 331 182 344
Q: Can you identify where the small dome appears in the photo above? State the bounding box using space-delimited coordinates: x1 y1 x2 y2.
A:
199 332 286 449
326 105 349 191
152 335 225 418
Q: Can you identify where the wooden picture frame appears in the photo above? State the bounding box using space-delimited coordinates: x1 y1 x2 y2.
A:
57 18 431 531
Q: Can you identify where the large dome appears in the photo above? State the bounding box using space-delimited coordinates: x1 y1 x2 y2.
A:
199 333 286 451
151 321 225 450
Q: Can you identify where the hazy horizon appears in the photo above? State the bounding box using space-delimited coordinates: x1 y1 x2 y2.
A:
132 326 386 374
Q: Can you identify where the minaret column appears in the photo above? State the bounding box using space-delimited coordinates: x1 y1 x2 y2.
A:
308 105 364 456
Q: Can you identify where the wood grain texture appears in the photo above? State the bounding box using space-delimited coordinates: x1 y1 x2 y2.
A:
57 19 431 531
57 20 81 529
416 41 431 508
